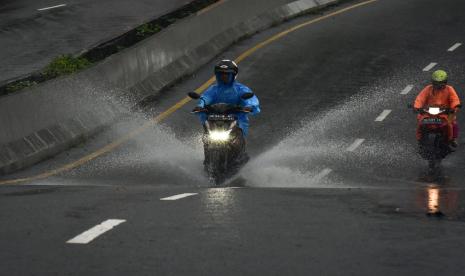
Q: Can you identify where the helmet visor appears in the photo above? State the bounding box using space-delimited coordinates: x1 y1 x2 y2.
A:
432 81 447 89
216 72 234 84
215 68 237 74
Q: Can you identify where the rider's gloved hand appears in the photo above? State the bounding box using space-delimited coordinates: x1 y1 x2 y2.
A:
243 106 253 113
192 106 204 113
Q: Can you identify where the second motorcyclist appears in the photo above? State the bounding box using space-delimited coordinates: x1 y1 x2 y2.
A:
414 70 461 148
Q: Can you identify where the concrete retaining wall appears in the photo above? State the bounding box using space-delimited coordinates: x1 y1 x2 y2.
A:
0 0 341 174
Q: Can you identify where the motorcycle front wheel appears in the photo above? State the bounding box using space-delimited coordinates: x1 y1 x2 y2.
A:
206 148 228 185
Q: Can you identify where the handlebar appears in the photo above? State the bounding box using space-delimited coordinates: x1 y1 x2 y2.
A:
191 105 251 114
191 107 208 113
411 107 455 115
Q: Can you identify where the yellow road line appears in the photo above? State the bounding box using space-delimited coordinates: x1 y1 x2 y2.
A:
235 0 377 63
0 0 377 186
197 0 227 16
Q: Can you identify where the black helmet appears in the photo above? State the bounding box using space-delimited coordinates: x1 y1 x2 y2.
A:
214 59 238 76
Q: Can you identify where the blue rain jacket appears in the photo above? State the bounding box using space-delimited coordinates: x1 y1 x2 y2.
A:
197 73 260 136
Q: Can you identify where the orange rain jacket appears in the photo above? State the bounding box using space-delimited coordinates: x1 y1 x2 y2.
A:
414 84 461 140
414 84 460 110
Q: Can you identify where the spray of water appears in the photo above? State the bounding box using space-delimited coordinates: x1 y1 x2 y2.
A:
37 69 428 188
59 110 209 187
239 77 423 188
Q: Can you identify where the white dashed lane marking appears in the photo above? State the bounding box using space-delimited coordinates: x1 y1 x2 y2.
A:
160 193 198 201
400 84 414 95
448 43 462 52
346 138 365 152
375 109 392 122
423 62 437 72
313 168 332 183
67 219 126 244
37 4 67 11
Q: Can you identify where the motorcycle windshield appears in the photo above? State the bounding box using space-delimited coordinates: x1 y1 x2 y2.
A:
208 103 237 114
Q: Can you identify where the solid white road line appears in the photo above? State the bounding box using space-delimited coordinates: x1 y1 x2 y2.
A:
160 193 198 201
38 4 66 11
423 62 437 72
400 84 414 95
67 219 126 244
375 109 392 122
448 43 462 52
346 138 365 152
313 168 332 183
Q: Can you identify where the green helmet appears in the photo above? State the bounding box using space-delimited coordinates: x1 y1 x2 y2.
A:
432 70 448 83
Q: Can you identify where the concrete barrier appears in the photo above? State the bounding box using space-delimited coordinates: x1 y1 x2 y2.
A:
0 0 342 175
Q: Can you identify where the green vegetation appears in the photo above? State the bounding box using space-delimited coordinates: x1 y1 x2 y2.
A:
1 0 216 94
3 55 91 94
43 55 91 79
6 80 38 93
136 23 162 37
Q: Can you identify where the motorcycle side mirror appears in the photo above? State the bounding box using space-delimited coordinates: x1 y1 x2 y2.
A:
407 103 413 109
188 92 201 99
241 92 254 100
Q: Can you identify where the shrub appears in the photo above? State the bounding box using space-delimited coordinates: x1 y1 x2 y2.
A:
43 55 91 79
136 23 161 37
6 80 38 93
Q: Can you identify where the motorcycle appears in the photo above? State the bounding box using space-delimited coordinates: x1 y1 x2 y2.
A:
412 105 455 173
188 91 254 185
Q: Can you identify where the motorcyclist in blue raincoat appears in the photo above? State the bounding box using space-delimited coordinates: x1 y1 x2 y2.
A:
193 59 260 136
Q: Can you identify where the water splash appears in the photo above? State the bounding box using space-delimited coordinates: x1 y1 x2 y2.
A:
62 112 209 187
240 79 422 188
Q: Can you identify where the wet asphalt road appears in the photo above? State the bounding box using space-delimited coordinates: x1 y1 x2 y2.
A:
0 0 191 83
3 0 465 275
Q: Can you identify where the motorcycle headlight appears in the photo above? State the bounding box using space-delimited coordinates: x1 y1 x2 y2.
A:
209 130 232 141
428 107 441 115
